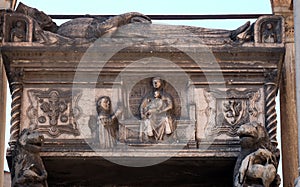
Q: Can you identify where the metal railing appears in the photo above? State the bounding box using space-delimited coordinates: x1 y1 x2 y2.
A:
49 14 272 20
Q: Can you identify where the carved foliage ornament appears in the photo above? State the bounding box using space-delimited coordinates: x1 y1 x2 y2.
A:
27 89 82 137
204 89 261 137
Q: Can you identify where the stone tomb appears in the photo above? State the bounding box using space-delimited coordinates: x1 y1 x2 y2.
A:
1 4 284 186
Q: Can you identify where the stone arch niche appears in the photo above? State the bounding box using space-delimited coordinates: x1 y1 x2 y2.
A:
128 77 181 120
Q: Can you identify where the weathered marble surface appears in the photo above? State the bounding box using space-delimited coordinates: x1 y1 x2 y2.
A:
0 3 285 187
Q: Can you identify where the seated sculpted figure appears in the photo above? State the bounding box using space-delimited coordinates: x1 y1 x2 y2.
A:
10 21 26 42
139 77 175 142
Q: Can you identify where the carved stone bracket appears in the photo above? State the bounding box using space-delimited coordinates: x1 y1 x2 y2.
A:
204 89 261 137
233 122 281 187
255 15 284 44
27 89 82 137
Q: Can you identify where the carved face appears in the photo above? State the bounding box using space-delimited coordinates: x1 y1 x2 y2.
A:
100 97 111 112
266 23 273 30
152 78 162 89
18 129 44 153
154 91 161 98
237 122 268 149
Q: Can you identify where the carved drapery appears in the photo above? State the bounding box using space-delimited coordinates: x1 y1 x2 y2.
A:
128 78 181 119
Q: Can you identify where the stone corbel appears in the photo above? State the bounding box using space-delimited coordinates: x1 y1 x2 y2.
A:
233 122 281 187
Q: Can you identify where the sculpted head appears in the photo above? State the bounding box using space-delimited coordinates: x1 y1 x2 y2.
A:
237 122 269 149
154 90 161 98
152 77 164 89
97 96 111 114
18 129 44 153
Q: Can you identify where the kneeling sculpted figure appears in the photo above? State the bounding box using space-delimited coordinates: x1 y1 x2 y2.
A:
89 96 122 148
12 129 48 187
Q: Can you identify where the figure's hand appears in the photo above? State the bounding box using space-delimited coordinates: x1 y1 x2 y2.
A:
115 103 123 115
34 172 47 182
101 118 112 126
23 169 39 178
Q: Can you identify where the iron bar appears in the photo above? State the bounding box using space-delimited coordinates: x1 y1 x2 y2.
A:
49 14 272 20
